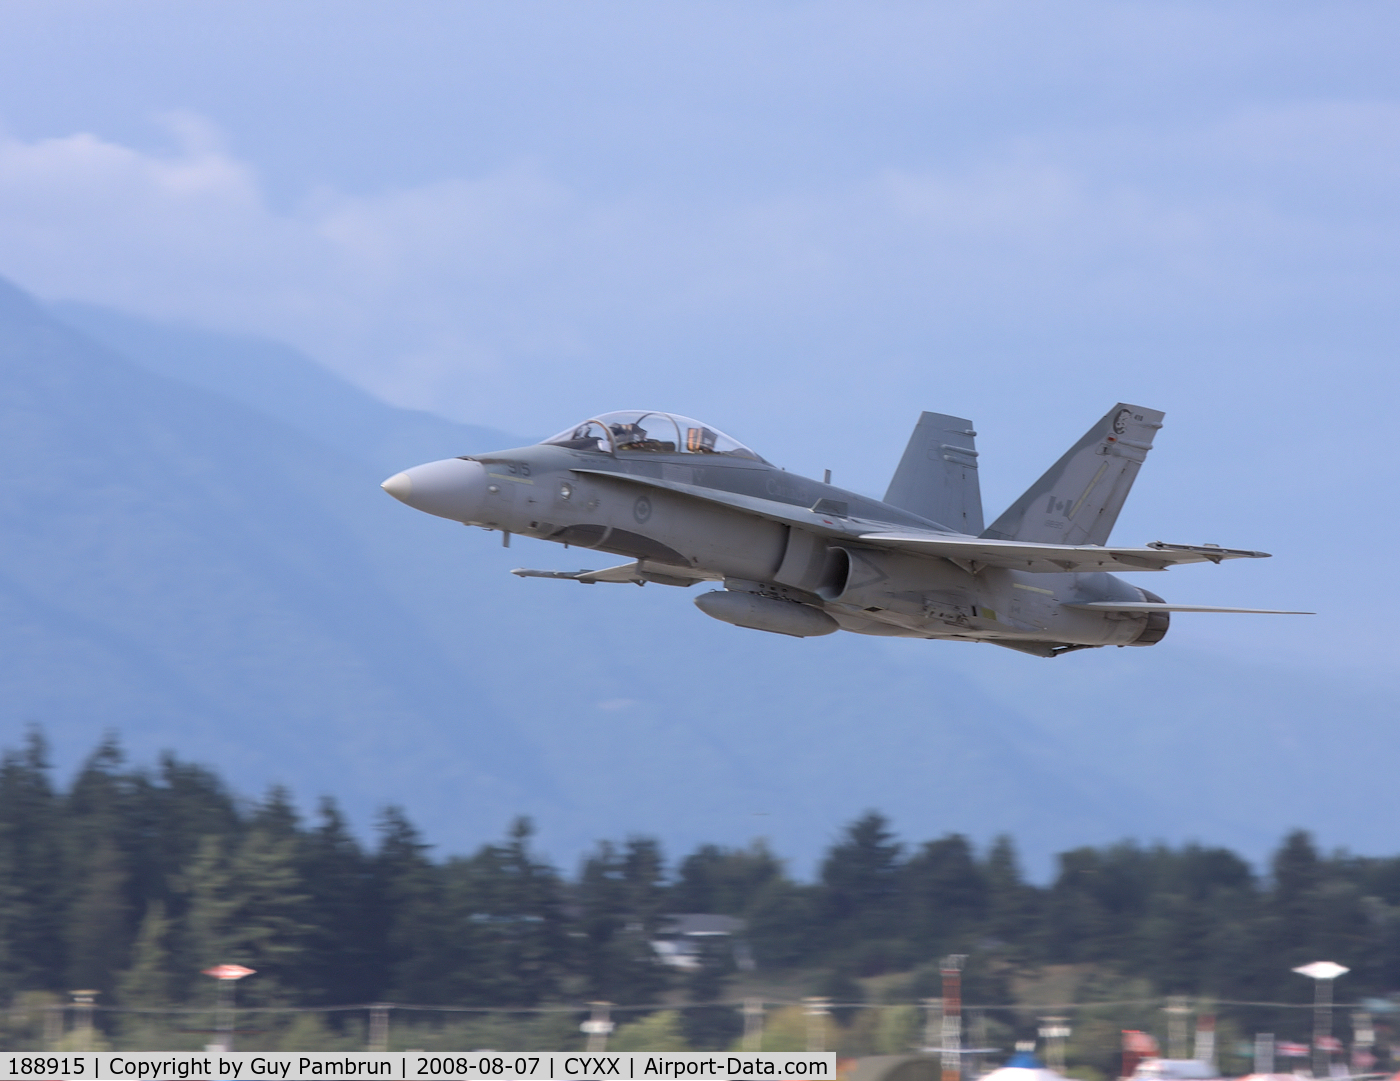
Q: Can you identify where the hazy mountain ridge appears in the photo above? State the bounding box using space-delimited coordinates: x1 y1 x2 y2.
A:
3 276 1392 874
1 277 545 818
25 284 1138 865
48 300 520 475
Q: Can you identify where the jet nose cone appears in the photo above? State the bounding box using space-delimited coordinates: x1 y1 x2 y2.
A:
380 458 488 522
381 472 413 502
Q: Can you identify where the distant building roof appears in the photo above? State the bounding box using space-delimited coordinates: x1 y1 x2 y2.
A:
657 913 746 937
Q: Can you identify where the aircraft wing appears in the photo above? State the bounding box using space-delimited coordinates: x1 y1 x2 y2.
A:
569 468 1268 574
570 468 872 537
854 534 1271 573
1065 602 1312 615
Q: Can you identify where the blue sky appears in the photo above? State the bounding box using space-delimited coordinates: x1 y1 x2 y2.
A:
1 2 1397 699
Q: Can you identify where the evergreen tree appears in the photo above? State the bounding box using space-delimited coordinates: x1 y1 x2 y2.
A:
117 901 175 1007
249 786 301 842
65 840 131 995
818 812 903 957
680 934 740 1049
62 737 139 996
982 835 1038 960
133 754 242 921
1133 845 1256 994
1270 829 1323 964
434 817 568 1006
0 730 64 995
574 838 670 1004
374 806 448 1002
1042 843 1156 964
181 830 311 1004
902 833 986 956
672 842 782 916
10 728 1400 1025
298 798 377 1004
744 875 817 968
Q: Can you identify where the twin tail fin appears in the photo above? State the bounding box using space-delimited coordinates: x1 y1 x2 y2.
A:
883 412 984 534
982 403 1164 546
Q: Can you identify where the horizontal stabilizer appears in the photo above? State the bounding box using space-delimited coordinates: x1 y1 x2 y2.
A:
855 534 1269 573
1065 602 1313 615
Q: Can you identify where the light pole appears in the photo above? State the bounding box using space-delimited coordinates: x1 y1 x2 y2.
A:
1039 1017 1071 1073
1164 996 1191 1060
202 964 256 1052
44 1000 63 1051
69 991 99 1051
368 1003 393 1053
1292 961 1349 1079
802 997 831 1054
922 998 942 1054
742 999 765 1052
581 1002 615 1053
1193 1013 1215 1069
941 955 967 1081
969 1009 989 1079
1254 1033 1275 1076
1351 1011 1375 1075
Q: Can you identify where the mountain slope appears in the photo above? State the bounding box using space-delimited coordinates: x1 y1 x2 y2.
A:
6 283 1395 874
1 278 549 823
48 300 518 475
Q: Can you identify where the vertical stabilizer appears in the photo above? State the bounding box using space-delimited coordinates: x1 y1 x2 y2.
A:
982 403 1164 546
883 412 983 533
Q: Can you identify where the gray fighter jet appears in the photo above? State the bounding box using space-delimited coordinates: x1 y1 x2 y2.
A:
382 405 1307 657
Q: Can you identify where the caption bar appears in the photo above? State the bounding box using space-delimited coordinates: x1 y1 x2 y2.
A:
2 1051 837 1080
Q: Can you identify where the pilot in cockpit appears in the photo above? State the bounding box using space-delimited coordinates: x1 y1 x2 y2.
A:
685 426 718 453
541 412 762 461
611 422 675 453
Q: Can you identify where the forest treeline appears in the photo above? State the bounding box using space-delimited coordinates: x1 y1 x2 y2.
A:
3 731 1399 1031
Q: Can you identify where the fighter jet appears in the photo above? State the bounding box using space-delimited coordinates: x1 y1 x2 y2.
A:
381 405 1307 657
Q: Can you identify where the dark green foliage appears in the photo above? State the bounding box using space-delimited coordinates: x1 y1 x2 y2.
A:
815 967 864 1024
0 731 64 996
819 812 903 948
681 935 741 1049
297 798 379 1004
982 834 1038 956
375 806 446 1002
2 732 1399 1018
118 902 175 1006
672 842 783 916
575 838 671 1004
903 833 986 956
744 875 818 968
429 817 569 1007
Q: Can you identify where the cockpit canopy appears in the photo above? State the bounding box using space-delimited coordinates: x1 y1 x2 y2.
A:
542 410 763 461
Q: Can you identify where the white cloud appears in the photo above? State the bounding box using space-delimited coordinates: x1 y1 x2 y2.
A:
0 103 1397 439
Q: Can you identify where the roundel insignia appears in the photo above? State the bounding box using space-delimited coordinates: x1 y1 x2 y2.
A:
633 495 653 523
1112 408 1131 435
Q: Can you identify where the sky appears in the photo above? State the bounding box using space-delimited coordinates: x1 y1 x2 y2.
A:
1 3 1397 686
